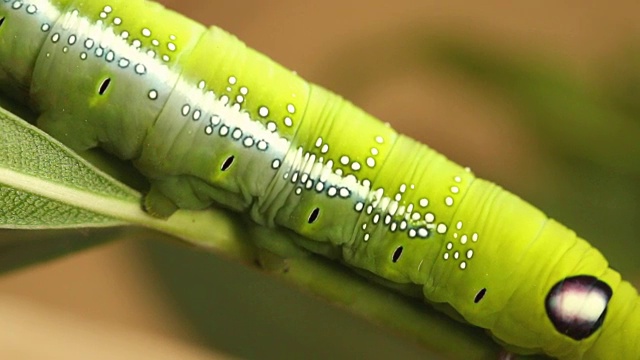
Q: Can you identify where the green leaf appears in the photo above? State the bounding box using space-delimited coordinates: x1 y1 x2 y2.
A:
0 106 139 228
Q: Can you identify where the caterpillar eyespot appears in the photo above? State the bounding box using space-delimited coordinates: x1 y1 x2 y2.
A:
1 0 638 358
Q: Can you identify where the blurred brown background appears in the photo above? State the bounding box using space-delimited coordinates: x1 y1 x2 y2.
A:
2 1 640 359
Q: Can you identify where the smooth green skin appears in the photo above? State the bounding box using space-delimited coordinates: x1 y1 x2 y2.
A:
1 0 639 358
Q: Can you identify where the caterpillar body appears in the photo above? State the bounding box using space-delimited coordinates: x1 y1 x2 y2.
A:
1 0 638 358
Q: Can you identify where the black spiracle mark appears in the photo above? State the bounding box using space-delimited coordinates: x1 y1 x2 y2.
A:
0 17 5 28
98 78 111 95
221 155 235 171
392 246 403 263
308 208 320 224
474 288 486 303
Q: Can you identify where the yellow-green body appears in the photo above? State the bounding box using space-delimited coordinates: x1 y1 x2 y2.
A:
1 0 638 357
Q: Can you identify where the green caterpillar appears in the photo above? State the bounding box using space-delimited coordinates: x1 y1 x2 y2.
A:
1 0 638 358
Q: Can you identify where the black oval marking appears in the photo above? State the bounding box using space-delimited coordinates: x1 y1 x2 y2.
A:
545 275 612 340
308 207 320 224
221 155 235 171
392 246 403 263
474 288 486 303
98 78 111 95
0 17 5 28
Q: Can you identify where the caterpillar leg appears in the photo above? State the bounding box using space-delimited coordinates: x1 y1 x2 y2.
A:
245 221 310 273
143 176 214 218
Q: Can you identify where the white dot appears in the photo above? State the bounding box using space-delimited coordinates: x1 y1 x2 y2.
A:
456 221 463 230
436 223 447 234
461 235 468 244
445 197 454 206
366 157 376 168
446 242 453 250
472 233 479 242
272 159 281 169
80 52 87 60
99 11 107 19
411 213 421 221
192 110 201 120
390 223 398 232
228 76 237 85
210 115 221 125
443 253 449 260
466 250 473 259
258 106 269 117
181 105 190 116
148 90 158 99
364 233 370 242
460 262 467 270
315 182 325 192
162 55 170 62
103 5 112 13
355 202 364 212
424 213 435 223
120 30 129 39
257 141 268 151
68 35 76 45
362 179 371 188
151 39 159 46
219 126 229 136
118 58 130 68
350 162 360 171
167 42 176 51
284 117 293 127
362 223 367 230
41 23 51 32
339 188 350 198
454 251 459 259
287 104 295 113
419 198 429 207
142 28 151 37
240 87 248 95
244 137 255 147
327 187 337 197
133 64 146 74
409 229 417 238
399 184 407 193
236 95 244 103
315 137 323 147
113 17 122 25
232 129 243 140
373 214 380 224
267 122 277 132
321 144 329 154
418 228 428 238
375 136 384 144
451 186 459 194
371 148 379 155
340 155 350 165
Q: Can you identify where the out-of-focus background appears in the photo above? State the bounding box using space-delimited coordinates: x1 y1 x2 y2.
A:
2 0 640 359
